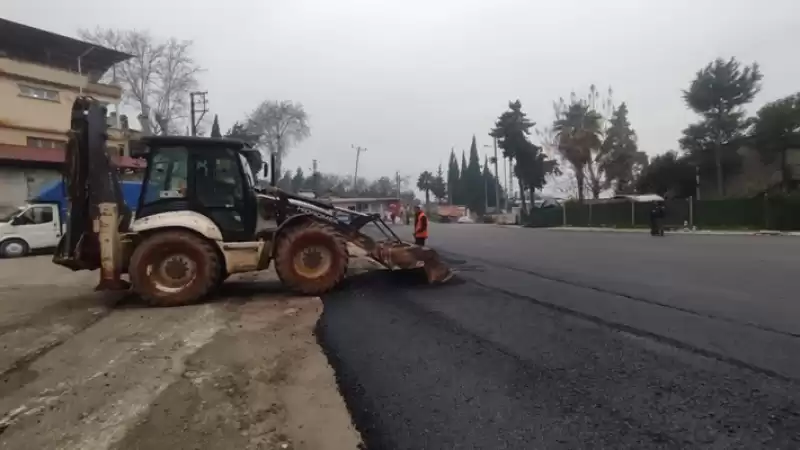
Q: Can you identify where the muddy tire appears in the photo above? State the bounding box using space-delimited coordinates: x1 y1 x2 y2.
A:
129 231 222 307
274 222 348 295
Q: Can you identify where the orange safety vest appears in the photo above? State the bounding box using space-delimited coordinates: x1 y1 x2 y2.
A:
414 211 429 238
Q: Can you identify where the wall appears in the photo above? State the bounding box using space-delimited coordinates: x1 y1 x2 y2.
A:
0 57 123 147
0 166 61 208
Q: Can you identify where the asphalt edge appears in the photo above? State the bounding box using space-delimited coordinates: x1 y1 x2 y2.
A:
536 227 799 236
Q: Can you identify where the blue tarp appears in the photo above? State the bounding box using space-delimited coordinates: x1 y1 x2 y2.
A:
32 180 143 218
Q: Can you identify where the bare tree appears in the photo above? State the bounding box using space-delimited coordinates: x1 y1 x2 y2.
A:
245 100 311 175
78 28 202 135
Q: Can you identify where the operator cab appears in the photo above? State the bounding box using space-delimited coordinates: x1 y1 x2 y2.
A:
131 136 264 242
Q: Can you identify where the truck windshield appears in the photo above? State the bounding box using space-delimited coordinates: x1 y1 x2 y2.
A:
0 207 24 222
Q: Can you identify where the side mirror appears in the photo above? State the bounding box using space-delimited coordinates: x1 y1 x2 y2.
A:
9 216 22 226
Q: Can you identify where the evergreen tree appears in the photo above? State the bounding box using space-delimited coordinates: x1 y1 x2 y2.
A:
447 149 460 204
459 151 468 205
466 136 483 213
210 114 222 138
599 103 647 194
635 151 695 198
493 100 556 210
481 155 492 213
750 93 800 192
431 164 447 202
277 170 293 191
290 168 305 192
225 121 255 143
681 57 762 197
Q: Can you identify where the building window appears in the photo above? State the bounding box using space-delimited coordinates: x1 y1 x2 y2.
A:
18 84 60 102
27 137 66 149
107 146 125 157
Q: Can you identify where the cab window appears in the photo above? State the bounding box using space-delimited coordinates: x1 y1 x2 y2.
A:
194 148 245 207
142 147 189 205
15 206 53 225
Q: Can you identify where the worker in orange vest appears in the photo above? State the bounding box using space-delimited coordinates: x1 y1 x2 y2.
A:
413 205 429 246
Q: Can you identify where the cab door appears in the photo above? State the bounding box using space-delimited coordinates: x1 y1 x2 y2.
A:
191 148 253 242
12 204 60 249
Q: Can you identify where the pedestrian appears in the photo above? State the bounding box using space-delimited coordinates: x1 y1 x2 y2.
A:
650 201 666 236
413 205 429 246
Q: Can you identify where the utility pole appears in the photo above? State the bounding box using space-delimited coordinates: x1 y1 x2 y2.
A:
395 171 401 198
351 145 367 191
312 159 319 196
189 91 209 136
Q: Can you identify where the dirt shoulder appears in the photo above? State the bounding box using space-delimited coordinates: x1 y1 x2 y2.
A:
0 258 362 450
113 290 361 450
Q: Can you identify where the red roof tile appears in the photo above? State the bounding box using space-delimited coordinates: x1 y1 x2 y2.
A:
0 143 146 169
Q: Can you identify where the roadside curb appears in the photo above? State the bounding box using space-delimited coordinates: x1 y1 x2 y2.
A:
540 227 799 237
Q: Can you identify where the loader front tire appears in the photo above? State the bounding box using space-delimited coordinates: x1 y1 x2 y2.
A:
129 230 221 307
275 222 348 295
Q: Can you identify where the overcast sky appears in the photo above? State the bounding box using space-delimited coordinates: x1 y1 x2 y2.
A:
6 0 800 185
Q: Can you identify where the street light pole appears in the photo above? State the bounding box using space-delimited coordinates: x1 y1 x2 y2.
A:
493 137 501 211
351 145 367 191
484 161 489 214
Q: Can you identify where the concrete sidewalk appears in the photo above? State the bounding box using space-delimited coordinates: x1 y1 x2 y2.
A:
541 226 800 236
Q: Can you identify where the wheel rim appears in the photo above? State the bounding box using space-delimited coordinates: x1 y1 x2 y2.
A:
146 253 197 293
293 245 333 279
4 242 24 257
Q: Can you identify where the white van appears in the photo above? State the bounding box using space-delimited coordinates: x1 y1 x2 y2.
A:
0 203 63 258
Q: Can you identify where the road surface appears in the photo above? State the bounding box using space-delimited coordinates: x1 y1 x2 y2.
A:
319 223 800 449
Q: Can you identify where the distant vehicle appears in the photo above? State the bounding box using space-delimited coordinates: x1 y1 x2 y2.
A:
457 216 475 224
0 180 142 258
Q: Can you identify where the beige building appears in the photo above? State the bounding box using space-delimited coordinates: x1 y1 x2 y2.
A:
0 18 143 209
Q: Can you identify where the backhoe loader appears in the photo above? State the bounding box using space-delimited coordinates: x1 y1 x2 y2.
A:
53 97 452 307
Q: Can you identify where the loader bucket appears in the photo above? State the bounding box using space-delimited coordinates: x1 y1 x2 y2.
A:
370 242 454 284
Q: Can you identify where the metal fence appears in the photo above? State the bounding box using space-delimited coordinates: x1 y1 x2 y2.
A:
526 196 800 231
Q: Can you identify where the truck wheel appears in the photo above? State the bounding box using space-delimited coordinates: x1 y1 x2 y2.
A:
129 231 221 307
0 239 29 258
275 222 348 295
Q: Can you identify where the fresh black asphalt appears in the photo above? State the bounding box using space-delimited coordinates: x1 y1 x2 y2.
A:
318 224 800 449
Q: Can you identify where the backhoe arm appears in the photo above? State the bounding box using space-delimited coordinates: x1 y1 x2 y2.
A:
53 97 130 290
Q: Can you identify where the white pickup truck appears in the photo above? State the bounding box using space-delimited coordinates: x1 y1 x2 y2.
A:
0 202 64 258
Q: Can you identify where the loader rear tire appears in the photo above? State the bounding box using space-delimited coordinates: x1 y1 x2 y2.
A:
275 222 348 295
129 230 221 307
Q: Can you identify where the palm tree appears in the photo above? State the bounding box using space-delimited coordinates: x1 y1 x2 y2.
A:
553 101 603 201
417 171 435 204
